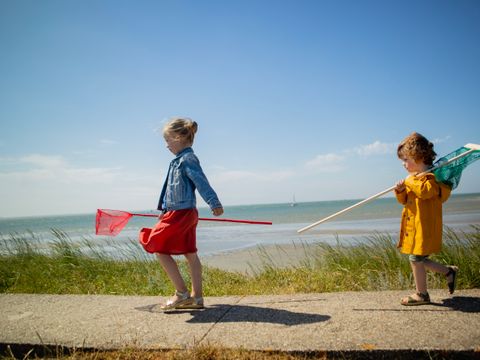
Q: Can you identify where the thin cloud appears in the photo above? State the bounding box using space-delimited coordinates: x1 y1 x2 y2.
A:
432 135 451 144
213 169 294 184
0 156 16 164
352 141 396 156
0 154 121 184
100 139 119 145
21 154 67 168
303 140 395 173
305 153 345 172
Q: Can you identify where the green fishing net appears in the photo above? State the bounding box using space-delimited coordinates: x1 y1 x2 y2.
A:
433 145 480 190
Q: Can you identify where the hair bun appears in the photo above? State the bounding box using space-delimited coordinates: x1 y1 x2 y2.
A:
163 117 198 144
188 120 198 134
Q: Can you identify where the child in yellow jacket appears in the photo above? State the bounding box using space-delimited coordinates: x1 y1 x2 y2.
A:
395 132 457 306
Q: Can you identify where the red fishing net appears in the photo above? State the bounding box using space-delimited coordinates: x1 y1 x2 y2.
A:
95 208 272 236
95 209 134 236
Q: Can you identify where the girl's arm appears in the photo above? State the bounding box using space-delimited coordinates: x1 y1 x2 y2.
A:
183 154 223 211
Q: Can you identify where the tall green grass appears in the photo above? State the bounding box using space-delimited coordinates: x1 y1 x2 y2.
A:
250 226 480 294
1 227 479 295
0 229 248 295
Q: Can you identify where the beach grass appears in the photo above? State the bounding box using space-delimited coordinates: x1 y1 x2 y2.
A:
1 226 479 295
249 226 480 294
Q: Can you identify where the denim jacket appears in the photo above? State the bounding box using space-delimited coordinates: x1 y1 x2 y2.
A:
157 147 222 212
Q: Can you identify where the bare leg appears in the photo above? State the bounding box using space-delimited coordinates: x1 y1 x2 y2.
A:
184 252 202 298
424 258 449 275
424 259 457 293
402 261 429 304
411 261 428 295
156 253 188 300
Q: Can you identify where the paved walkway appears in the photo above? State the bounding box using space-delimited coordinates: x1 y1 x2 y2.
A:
1 289 479 356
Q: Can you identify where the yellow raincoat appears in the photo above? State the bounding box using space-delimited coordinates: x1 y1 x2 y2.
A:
395 173 451 255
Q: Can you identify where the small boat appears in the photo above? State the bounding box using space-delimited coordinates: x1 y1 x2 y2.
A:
290 194 297 207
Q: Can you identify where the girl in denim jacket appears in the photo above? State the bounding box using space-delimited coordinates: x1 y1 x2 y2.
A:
139 117 223 311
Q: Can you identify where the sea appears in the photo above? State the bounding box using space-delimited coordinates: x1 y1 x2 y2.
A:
1 193 479 260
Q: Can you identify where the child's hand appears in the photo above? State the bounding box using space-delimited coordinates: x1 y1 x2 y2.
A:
395 179 406 193
212 207 224 216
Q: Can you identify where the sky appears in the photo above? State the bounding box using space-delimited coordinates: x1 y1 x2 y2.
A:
0 0 479 218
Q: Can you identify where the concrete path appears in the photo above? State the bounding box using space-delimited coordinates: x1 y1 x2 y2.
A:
1 289 479 356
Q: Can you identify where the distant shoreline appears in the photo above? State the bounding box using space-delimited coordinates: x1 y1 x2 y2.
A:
1 191 479 220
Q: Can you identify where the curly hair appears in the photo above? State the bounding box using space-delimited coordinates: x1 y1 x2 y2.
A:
397 132 436 166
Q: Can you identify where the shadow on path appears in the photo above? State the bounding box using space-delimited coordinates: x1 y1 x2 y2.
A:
136 303 330 326
353 296 480 313
439 296 480 313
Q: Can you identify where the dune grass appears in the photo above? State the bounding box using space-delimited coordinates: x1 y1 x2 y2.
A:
1 226 479 296
246 226 480 294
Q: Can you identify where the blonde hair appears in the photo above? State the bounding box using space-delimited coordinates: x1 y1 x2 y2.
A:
397 132 436 166
163 117 198 145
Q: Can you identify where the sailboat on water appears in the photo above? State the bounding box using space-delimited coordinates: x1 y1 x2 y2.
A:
290 194 297 207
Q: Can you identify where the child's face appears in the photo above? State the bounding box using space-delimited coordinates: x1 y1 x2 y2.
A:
400 155 425 174
164 133 188 155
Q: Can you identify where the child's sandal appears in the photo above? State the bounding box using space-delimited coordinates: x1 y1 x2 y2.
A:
401 292 430 306
177 296 204 310
160 290 191 311
446 266 458 294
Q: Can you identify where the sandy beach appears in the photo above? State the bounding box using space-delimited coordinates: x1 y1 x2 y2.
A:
201 243 317 274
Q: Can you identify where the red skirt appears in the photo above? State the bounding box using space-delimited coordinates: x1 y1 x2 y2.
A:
138 208 199 254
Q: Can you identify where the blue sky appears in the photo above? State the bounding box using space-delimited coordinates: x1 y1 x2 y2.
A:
1 0 479 217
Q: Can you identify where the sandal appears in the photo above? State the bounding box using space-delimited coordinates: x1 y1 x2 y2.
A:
160 290 192 311
446 266 458 294
401 292 430 306
177 296 204 310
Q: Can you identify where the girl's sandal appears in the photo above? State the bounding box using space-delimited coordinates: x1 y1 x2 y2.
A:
446 266 458 294
160 290 192 311
401 292 430 306
177 296 204 310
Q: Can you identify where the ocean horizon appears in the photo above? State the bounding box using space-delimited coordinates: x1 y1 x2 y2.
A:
1 193 479 259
